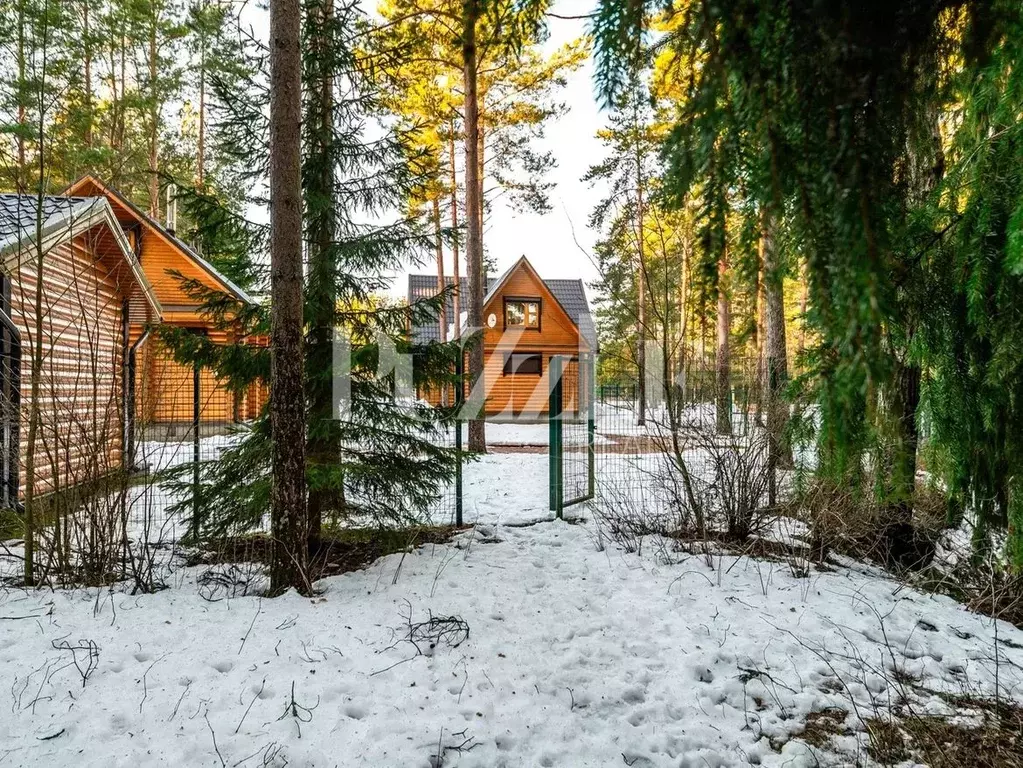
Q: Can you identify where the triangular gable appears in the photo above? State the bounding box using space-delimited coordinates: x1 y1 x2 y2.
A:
0 195 161 320
482 256 581 336
64 175 252 308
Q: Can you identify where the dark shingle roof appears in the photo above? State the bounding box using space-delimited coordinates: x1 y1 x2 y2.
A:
408 272 593 345
0 194 97 245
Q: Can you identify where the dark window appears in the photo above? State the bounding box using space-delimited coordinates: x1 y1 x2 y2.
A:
503 352 542 376
505 299 540 329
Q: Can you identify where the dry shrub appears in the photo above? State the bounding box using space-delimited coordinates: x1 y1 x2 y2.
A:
867 696 1023 767
794 478 941 570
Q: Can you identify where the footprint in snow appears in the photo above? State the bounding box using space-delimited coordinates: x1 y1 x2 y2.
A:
343 704 366 720
692 666 715 683
211 660 233 674
622 687 646 704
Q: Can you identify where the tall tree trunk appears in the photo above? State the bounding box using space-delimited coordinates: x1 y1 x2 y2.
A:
197 34 206 189
753 246 765 425
462 0 486 452
269 0 309 595
305 0 337 552
715 243 731 435
16 0 26 190
888 60 945 546
449 126 461 340
147 10 159 218
762 205 790 505
797 259 808 355
83 0 93 151
434 197 447 344
635 140 647 426
477 98 486 287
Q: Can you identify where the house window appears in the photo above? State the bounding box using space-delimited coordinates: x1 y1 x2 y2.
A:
503 352 542 376
505 299 540 329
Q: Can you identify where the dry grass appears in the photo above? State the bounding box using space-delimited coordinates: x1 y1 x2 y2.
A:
866 695 1023 767
187 525 468 580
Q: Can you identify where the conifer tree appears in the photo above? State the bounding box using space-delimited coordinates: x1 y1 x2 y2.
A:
160 0 460 548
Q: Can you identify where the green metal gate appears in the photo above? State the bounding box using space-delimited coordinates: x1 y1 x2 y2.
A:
549 352 595 517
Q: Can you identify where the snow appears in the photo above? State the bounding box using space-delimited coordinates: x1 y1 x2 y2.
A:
2 492 1023 766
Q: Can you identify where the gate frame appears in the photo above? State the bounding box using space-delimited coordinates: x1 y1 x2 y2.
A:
549 352 595 517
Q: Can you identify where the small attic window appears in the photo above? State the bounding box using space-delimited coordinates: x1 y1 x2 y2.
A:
505 299 540 329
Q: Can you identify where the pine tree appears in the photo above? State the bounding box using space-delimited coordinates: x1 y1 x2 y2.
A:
160 0 460 551
268 0 308 594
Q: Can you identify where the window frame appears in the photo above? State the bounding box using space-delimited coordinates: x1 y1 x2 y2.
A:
502 351 543 376
503 296 541 331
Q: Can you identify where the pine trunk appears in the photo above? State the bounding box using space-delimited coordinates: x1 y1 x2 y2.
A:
305 0 338 551
449 125 461 340
269 0 309 595
16 1 26 190
197 39 206 190
762 205 791 505
434 197 447 344
715 244 731 435
634 134 647 426
462 0 486 452
887 60 945 548
148 15 159 218
83 0 93 151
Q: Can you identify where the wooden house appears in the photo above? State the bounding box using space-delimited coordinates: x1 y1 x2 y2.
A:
0 194 161 503
408 256 595 417
64 176 267 431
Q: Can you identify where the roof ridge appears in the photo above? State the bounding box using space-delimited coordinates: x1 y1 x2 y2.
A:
63 175 255 306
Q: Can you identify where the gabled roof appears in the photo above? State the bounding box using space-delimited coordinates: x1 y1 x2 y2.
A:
63 175 255 306
0 194 162 316
407 256 593 346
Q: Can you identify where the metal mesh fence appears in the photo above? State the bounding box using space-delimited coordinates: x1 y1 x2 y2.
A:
560 353 594 509
592 357 780 539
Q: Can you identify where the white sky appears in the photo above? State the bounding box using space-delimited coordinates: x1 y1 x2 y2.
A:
478 0 606 286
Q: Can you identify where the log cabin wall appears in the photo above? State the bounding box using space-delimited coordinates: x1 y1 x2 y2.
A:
8 232 128 497
65 176 259 427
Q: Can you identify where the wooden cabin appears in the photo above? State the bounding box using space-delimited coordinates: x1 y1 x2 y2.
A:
64 176 267 432
0 194 161 503
408 257 595 417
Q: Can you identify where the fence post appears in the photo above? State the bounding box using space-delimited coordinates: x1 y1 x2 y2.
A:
587 353 595 501
191 362 200 540
548 355 563 518
454 349 463 527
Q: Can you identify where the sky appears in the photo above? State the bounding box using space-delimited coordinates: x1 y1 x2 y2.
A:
476 0 607 286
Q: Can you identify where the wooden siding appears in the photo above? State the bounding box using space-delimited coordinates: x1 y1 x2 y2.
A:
8 234 128 497
136 336 237 424
419 261 587 416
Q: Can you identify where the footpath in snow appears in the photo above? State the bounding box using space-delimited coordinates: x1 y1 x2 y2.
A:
1 518 1021 767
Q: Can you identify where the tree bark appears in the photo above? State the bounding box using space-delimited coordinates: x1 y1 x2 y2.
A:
269 0 309 595
197 29 206 189
148 10 160 218
16 0 26 190
449 124 461 340
888 59 945 536
305 0 337 551
715 243 731 435
634 134 647 426
434 197 447 344
462 0 486 452
762 204 791 505
83 0 93 151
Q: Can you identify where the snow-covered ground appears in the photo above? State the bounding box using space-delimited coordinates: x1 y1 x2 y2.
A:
2 513 1021 767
